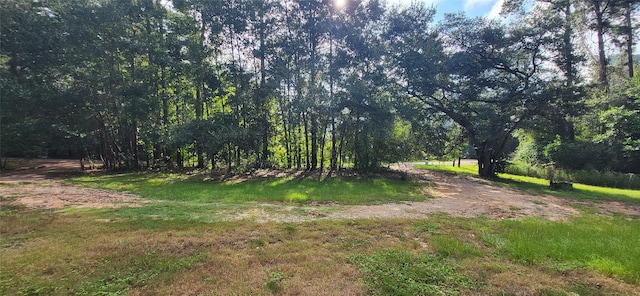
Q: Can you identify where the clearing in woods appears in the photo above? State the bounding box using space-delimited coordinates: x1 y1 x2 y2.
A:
1 159 637 220
2 159 640 295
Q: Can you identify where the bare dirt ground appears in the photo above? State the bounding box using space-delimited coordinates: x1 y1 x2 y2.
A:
0 159 146 209
1 159 638 220
329 163 582 221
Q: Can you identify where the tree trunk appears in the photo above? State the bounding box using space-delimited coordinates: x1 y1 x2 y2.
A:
310 113 318 170
319 116 328 171
330 116 337 171
195 87 205 169
624 0 634 78
476 141 496 178
304 112 310 169
594 1 609 89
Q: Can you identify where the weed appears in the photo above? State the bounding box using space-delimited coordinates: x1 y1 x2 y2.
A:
414 221 441 235
338 237 371 250
18 284 55 296
247 238 266 248
431 236 483 259
283 224 296 233
266 271 284 293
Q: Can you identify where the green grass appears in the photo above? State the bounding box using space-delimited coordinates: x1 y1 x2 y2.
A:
349 249 477 295
416 164 478 176
4 167 640 294
505 162 640 190
417 164 640 204
68 173 424 205
2 207 640 295
498 173 640 203
491 214 640 284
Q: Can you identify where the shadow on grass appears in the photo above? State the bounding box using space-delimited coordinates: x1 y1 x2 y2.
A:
68 172 424 205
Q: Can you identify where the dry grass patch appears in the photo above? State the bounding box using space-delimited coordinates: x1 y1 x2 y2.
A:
2 207 640 295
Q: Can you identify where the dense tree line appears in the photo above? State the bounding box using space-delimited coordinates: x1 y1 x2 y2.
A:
1 0 638 177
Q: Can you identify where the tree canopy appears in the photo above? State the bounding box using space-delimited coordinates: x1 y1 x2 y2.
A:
1 0 638 177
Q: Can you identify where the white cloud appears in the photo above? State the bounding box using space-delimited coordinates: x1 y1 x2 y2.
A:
485 0 505 19
464 0 494 11
386 0 441 7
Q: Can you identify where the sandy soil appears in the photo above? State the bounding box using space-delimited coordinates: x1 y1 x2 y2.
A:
329 163 582 221
1 159 638 220
0 159 146 209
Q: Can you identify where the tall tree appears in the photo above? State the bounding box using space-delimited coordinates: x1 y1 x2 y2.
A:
389 5 552 177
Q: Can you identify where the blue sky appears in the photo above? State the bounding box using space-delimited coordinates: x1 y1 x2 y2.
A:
388 0 506 20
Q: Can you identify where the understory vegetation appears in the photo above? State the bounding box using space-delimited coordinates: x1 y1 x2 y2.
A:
2 0 638 178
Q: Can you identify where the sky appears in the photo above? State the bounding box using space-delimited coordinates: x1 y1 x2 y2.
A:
388 0 507 20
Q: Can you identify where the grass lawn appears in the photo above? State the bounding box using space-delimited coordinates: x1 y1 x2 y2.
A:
69 172 424 204
2 170 639 295
2 206 639 295
417 164 640 204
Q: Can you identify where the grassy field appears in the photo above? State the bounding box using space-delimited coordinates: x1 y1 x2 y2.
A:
2 169 640 295
417 164 640 204
69 172 424 204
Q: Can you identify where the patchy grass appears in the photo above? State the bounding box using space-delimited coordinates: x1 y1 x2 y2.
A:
2 207 639 295
349 249 477 295
68 172 424 205
4 166 640 294
417 164 640 204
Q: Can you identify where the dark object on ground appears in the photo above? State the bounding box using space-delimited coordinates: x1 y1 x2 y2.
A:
550 181 573 190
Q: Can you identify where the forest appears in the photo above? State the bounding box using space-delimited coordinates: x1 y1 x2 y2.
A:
1 0 639 178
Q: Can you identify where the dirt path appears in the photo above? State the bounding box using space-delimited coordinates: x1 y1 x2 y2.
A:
329 163 581 221
0 159 146 209
1 159 638 220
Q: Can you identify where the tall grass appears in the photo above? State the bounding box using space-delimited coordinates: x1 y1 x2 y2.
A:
505 162 640 190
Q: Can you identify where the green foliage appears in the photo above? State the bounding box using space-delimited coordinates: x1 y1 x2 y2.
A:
349 249 476 295
511 130 542 165
494 214 640 284
265 271 284 293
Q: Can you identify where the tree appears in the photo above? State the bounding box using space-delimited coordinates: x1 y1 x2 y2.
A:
389 5 552 177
